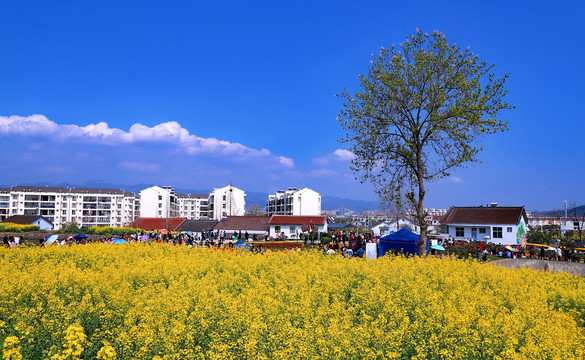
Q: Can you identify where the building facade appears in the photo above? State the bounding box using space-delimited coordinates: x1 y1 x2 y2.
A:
176 193 209 220
0 188 10 222
2 185 139 229
266 187 321 216
139 186 179 219
208 185 246 220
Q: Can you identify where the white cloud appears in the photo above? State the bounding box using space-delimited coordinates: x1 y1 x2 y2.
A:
279 156 294 168
333 149 355 161
0 114 293 168
313 148 355 165
119 161 160 172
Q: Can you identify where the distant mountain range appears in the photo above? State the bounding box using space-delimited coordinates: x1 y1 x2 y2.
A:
4 180 381 213
532 205 585 218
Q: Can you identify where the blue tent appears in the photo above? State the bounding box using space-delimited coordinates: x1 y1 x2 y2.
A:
378 227 420 257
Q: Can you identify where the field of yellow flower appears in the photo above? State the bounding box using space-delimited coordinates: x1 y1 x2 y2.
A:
1 244 584 359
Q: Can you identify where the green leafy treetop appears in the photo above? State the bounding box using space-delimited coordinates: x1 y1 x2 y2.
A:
337 29 513 254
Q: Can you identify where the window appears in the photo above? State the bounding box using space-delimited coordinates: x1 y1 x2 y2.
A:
158 195 162 201
440 225 449 233
455 227 464 237
274 226 281 233
158 203 162 208
479 228 486 234
507 227 512 233
493 227 503 239
290 226 296 232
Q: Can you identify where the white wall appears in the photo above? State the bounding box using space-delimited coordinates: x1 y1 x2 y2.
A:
209 185 246 220
447 224 520 245
139 186 176 218
294 188 321 216
270 222 328 239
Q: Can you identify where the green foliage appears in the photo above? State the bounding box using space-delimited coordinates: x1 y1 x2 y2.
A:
527 231 553 245
60 222 80 233
320 237 331 245
0 223 40 233
337 29 513 253
446 243 481 259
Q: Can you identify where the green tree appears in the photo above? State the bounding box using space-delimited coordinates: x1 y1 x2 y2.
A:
337 29 513 254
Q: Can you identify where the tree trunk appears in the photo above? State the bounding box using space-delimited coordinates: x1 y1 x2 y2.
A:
418 225 428 256
415 145 427 256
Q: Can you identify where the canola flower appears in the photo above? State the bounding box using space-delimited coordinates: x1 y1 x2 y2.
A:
0 244 584 359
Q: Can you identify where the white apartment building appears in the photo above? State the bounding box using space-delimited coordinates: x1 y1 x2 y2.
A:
0 188 10 222
3 185 139 229
138 184 246 221
208 185 246 220
139 186 179 218
266 187 321 216
176 193 208 220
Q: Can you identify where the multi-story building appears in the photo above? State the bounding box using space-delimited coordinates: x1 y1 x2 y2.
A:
70 188 139 228
0 188 10 222
139 186 179 219
4 185 139 229
138 184 246 221
266 187 321 216
208 185 246 220
176 193 208 220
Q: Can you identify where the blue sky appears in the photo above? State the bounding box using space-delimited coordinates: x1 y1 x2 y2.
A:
1 0 583 211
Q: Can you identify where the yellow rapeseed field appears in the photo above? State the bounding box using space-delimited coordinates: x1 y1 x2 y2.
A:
0 244 584 359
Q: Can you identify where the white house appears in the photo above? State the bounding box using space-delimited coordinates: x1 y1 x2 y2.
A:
371 217 420 236
268 215 328 239
139 186 179 219
3 215 54 230
266 187 321 216
208 185 246 220
441 206 529 245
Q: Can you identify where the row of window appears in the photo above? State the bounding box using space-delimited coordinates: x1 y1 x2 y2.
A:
273 226 297 233
453 226 513 239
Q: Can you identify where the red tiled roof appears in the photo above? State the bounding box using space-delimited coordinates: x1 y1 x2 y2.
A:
441 207 525 225
3 215 52 225
213 216 270 231
269 215 327 225
131 218 186 231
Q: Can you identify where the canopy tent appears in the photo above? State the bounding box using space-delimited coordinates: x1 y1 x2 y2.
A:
378 227 420 257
